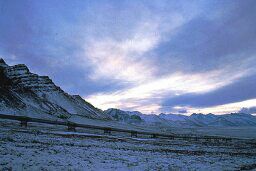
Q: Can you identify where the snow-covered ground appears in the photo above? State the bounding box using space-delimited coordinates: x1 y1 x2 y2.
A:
167 126 256 139
0 120 256 171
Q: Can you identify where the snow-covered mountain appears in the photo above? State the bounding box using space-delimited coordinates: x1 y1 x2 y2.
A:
159 113 188 121
0 58 110 120
179 113 256 127
103 108 143 124
104 108 256 127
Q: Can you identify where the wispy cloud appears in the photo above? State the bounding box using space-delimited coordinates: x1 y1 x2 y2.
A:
82 14 187 83
85 68 248 113
187 99 256 114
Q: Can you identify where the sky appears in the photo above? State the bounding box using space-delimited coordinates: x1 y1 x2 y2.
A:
0 0 256 115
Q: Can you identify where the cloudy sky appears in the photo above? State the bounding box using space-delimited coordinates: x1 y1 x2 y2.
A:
1 0 256 114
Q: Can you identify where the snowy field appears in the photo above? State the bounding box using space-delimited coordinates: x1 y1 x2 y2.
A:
168 126 256 139
0 120 256 170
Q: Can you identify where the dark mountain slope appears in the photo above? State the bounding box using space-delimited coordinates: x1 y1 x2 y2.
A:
0 58 110 120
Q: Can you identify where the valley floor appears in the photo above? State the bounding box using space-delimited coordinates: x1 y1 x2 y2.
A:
0 120 256 171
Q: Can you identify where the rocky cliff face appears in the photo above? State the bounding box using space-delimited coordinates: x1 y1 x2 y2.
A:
0 58 110 120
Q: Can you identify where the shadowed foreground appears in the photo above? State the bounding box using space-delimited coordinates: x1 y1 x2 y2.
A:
0 121 256 170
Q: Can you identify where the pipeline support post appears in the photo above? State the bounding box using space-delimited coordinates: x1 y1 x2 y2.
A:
67 123 76 132
104 128 111 135
20 120 28 127
151 134 157 138
131 131 138 138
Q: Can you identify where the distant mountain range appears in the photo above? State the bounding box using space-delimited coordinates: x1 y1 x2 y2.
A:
104 108 256 127
1 58 256 127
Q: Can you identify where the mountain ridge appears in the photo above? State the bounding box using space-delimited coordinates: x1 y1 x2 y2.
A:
104 108 256 127
0 58 110 120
